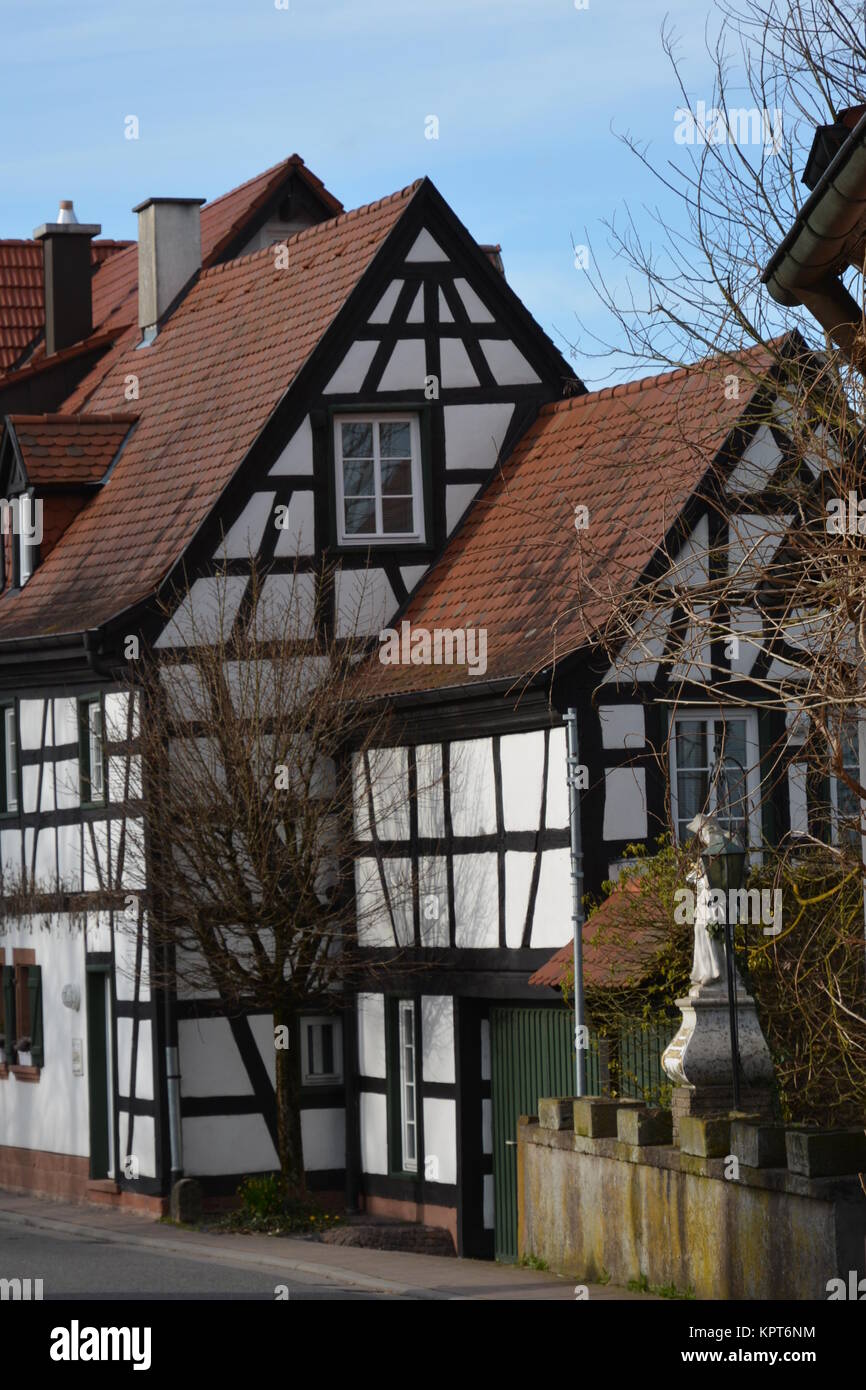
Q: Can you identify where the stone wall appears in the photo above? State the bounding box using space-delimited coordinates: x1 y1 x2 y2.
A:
518 1099 866 1300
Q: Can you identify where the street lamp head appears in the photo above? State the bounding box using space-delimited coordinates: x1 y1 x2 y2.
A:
687 812 747 892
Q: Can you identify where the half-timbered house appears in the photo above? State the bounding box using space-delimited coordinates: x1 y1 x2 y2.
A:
348 333 858 1257
0 155 574 1215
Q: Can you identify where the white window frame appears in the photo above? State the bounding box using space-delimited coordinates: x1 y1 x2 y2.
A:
827 715 862 847
301 1015 343 1086
669 708 762 855
334 414 424 546
87 699 105 802
3 706 18 813
397 998 418 1173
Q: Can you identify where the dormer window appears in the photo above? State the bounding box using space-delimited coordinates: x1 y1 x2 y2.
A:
335 415 424 545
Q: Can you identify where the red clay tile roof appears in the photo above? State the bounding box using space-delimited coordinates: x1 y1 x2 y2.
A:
0 182 421 640
7 413 137 485
360 343 779 697
529 879 669 990
89 154 343 341
0 240 130 372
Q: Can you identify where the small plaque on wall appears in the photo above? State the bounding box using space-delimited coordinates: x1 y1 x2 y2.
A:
72 1039 84 1076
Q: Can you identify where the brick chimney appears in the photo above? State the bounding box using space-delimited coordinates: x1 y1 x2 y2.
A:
133 196 205 341
32 201 101 355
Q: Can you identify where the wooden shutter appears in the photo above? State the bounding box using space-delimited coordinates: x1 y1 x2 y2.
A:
28 966 43 1067
2 966 15 1064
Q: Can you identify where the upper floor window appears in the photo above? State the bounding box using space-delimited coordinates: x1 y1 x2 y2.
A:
335 415 424 545
670 711 761 851
79 697 106 805
0 704 18 816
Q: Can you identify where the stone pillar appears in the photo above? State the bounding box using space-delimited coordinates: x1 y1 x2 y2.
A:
663 960 774 1143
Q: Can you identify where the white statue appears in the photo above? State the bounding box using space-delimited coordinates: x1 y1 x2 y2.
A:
686 860 726 989
685 813 727 991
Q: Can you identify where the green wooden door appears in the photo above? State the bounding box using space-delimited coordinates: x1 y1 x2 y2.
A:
86 969 111 1179
491 1007 597 1262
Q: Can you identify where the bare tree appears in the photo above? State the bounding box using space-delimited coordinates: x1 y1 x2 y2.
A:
118 557 426 1195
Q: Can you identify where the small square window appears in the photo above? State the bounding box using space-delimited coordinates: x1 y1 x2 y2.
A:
301 1016 343 1085
335 415 424 545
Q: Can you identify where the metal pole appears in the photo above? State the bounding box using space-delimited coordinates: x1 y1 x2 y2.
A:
723 913 741 1112
565 708 587 1097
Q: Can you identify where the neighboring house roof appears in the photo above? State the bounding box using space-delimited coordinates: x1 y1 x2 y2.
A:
0 181 421 640
6 413 137 486
0 240 131 372
529 879 669 990
89 153 344 341
360 342 779 697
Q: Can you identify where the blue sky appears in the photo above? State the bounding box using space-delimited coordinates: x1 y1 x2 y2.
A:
0 0 723 387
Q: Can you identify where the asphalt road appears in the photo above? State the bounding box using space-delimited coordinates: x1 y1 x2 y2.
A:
0 1219 400 1300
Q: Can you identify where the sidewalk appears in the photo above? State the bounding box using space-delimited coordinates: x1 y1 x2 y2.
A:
0 1190 650 1300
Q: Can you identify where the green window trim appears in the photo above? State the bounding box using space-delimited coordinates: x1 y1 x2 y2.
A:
2 966 14 1065
386 995 420 1178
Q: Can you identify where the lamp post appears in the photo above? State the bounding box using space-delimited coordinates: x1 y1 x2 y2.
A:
697 817 747 1111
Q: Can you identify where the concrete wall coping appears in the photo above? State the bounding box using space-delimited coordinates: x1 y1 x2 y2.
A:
518 1116 863 1204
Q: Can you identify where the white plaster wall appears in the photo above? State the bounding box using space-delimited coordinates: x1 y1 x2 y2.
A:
603 767 648 841
273 492 315 557
249 1013 277 1086
360 1091 388 1174
421 996 455 1084
727 425 782 494
479 339 540 385
453 852 498 947
504 851 534 948
355 856 413 947
184 1114 277 1175
405 229 448 262
213 491 276 560
599 706 645 751
270 416 314 476
324 340 378 393
416 742 444 837
368 280 403 324
418 857 449 946
444 402 513 471
450 738 496 836
335 567 397 638
357 993 387 1078
301 1108 345 1171
500 731 544 832
116 1016 153 1102
18 698 45 751
178 1017 255 1096
545 726 569 828
377 340 426 391
729 607 764 676
453 278 494 323
155 577 248 648
529 847 572 948
119 1112 156 1180
440 339 479 388
445 482 480 533
0 917 88 1157
423 1098 457 1185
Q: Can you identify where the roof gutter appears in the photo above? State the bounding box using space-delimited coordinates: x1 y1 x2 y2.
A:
762 110 866 370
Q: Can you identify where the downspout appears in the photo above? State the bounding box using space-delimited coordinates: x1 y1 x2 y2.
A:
762 108 866 371
564 708 587 1097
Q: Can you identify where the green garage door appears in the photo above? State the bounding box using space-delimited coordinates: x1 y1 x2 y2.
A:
491 1007 598 1262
